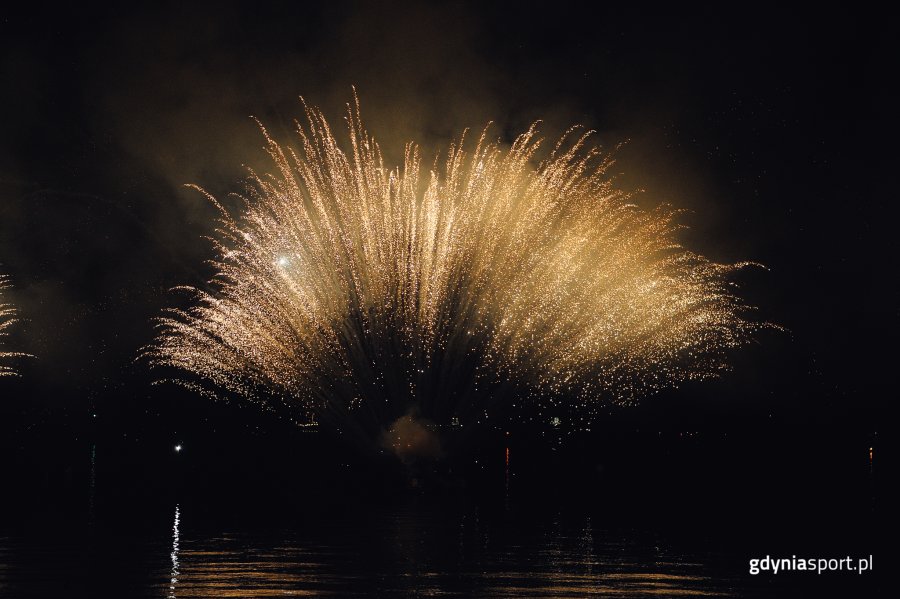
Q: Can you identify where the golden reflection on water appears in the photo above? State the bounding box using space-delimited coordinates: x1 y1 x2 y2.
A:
159 506 733 598
169 504 179 599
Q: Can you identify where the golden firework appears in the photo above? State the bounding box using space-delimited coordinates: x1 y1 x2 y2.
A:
148 96 769 431
0 274 24 377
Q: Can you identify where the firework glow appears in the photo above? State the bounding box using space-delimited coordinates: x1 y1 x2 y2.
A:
0 275 25 377
147 96 769 439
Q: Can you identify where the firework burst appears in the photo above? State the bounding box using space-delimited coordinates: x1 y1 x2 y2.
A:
0 275 25 377
147 96 769 435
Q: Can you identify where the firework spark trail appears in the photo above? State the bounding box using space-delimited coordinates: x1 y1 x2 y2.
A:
0 274 25 377
147 96 769 434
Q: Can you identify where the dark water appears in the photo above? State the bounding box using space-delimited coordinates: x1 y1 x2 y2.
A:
2 503 750 597
0 433 881 597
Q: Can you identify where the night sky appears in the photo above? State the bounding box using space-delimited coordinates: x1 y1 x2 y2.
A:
0 3 889 463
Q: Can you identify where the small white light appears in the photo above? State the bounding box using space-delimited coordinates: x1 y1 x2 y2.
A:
174 444 182 452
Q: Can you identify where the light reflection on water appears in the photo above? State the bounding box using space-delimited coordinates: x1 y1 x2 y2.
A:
169 505 179 599
148 506 734 598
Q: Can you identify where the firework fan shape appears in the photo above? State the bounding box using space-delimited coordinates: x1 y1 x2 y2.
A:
0 275 25 377
148 96 769 435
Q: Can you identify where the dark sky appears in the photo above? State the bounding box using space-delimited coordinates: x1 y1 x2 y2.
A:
0 2 890 441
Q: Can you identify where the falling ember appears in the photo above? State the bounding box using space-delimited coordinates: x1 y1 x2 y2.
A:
0 274 26 377
146 94 771 441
